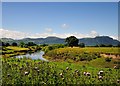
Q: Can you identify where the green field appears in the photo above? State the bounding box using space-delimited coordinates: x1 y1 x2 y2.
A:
1 46 120 85
2 57 120 85
1 46 42 58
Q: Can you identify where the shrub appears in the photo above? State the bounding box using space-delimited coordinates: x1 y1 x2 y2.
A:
12 42 18 46
79 43 85 48
105 57 112 62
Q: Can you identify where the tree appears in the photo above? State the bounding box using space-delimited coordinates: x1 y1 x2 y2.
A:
20 42 25 47
6 43 10 47
0 41 4 46
12 42 18 46
65 36 79 47
27 42 36 46
79 43 85 48
99 44 106 47
117 43 120 47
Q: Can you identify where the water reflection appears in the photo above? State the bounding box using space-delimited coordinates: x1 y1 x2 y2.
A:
15 51 48 61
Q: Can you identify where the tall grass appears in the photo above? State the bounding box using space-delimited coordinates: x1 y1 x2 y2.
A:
2 57 120 85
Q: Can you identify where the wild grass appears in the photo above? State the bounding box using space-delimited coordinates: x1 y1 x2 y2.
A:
44 47 119 61
6 46 29 51
2 57 120 85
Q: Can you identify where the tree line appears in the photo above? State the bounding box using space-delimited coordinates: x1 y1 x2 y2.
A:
0 41 36 47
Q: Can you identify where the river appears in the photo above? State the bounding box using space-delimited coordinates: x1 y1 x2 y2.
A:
15 51 48 61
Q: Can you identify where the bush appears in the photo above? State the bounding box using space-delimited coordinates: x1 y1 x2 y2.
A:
48 46 54 50
79 43 85 48
12 42 18 46
105 57 112 62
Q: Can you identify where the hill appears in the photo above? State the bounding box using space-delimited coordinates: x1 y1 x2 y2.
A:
0 36 119 46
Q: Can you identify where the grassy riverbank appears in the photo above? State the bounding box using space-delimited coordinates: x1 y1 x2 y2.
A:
1 46 42 58
44 47 120 68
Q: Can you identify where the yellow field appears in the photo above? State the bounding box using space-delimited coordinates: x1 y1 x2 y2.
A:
6 46 29 51
55 47 119 54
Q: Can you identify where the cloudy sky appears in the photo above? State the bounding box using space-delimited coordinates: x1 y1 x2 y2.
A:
1 2 119 39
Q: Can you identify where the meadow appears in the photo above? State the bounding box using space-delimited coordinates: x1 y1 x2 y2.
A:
2 57 120 85
1 45 120 85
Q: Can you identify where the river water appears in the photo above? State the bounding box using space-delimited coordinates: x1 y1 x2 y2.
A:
15 51 48 61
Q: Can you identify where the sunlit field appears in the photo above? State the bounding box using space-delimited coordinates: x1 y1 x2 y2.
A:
2 57 120 85
1 46 120 85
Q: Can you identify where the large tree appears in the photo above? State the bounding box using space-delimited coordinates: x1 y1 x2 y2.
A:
12 42 18 46
65 36 79 47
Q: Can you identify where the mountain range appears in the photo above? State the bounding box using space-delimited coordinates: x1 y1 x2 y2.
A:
0 36 119 46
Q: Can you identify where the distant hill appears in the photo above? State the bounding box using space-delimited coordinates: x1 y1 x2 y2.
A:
80 36 119 46
0 36 120 46
1 38 14 42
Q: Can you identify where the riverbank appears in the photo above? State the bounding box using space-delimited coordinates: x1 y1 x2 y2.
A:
1 46 42 58
43 47 120 68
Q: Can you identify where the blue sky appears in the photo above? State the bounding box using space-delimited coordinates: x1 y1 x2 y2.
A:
1 2 119 39
1 0 120 2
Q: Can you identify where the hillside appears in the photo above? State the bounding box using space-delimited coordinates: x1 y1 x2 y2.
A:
0 36 119 46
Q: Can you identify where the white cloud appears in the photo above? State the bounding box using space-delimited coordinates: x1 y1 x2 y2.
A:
45 28 53 33
0 28 118 41
0 28 29 39
61 24 69 29
109 36 119 40
90 30 99 37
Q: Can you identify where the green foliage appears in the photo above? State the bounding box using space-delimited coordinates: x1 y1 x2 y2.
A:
26 42 36 46
19 42 25 47
79 43 85 48
105 57 112 62
12 42 18 46
42 44 65 53
2 57 120 85
48 46 54 50
95 44 113 47
0 41 10 46
65 36 79 47
6 43 10 47
41 44 48 47
45 48 101 62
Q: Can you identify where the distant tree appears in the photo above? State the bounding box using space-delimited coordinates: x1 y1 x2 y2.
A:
94 45 99 47
41 44 48 47
117 43 120 47
20 42 25 47
79 43 85 48
65 36 79 47
48 46 54 50
0 41 3 46
12 42 18 46
27 42 36 46
24 44 28 48
1 42 5 46
106 44 113 47
6 43 10 47
0 43 1 46
99 44 106 47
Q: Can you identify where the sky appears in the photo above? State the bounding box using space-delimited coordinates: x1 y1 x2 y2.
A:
1 0 120 2
1 2 119 39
